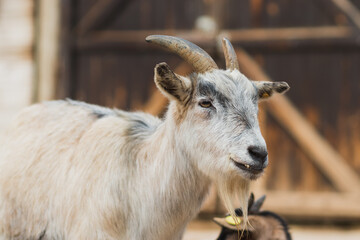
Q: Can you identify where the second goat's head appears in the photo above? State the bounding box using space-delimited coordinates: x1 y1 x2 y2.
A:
146 35 289 215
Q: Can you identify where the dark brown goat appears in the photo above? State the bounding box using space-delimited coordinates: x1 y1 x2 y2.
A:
213 194 292 240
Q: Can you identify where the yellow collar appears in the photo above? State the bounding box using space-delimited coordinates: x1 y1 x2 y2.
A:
225 215 242 226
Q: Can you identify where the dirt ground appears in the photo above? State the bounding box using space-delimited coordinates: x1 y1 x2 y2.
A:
183 220 360 240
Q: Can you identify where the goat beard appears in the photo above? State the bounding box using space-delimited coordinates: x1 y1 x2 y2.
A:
215 176 250 226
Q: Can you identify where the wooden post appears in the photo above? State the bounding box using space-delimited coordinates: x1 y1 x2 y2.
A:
34 0 60 101
57 0 74 99
75 26 356 51
74 0 132 36
263 191 360 220
330 0 360 33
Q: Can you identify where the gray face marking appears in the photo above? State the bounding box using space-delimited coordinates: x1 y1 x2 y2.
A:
197 80 230 109
194 72 259 130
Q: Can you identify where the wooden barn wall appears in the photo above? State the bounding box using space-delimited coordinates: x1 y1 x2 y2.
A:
58 0 360 192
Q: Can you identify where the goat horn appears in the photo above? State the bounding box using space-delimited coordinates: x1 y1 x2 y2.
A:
249 195 266 213
146 35 218 73
222 38 239 71
248 192 255 210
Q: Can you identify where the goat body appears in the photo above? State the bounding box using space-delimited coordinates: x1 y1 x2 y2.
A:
0 36 289 239
214 194 292 240
0 100 209 239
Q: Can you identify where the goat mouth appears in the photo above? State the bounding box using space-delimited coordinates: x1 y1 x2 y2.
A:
230 157 264 175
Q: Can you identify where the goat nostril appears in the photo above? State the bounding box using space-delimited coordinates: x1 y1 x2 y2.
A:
248 146 268 164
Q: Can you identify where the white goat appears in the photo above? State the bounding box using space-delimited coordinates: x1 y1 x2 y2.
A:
213 193 292 240
0 36 289 240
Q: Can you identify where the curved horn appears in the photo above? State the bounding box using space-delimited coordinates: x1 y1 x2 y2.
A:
222 38 239 71
146 35 218 73
248 192 255 210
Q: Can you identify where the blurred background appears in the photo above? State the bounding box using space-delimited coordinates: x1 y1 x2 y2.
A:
0 0 359 239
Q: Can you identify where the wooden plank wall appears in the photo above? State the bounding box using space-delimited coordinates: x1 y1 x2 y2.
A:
57 0 251 109
260 51 360 192
58 0 360 197
247 0 360 191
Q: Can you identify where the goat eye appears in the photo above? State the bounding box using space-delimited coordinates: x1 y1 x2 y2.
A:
199 100 212 108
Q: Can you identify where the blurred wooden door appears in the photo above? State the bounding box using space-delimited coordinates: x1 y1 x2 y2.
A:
56 0 360 220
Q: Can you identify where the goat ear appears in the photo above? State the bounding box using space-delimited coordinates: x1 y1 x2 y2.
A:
249 195 266 213
248 193 255 210
154 62 192 103
253 81 289 100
